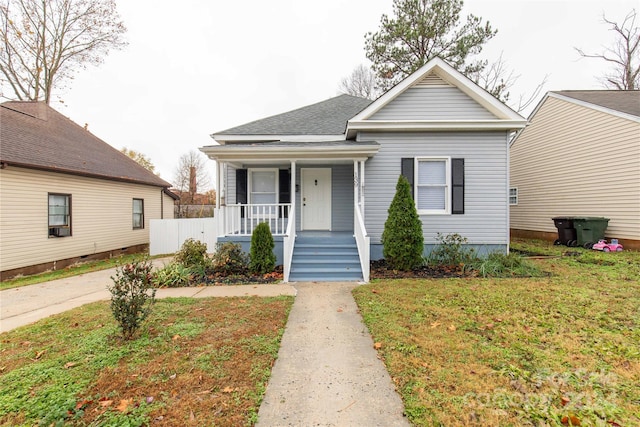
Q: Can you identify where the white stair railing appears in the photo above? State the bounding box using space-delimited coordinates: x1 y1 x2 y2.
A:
354 205 370 282
283 206 296 282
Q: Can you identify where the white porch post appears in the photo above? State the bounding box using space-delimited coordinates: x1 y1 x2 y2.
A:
290 160 296 217
215 160 221 210
359 160 365 218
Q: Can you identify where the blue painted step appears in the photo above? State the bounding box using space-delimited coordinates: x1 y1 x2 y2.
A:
289 234 362 282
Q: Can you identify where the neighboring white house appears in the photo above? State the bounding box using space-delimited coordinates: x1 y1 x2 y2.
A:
510 91 640 250
0 101 177 279
200 57 527 282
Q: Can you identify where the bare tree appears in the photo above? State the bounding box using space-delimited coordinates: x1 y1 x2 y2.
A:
575 9 640 90
338 64 379 99
173 150 212 216
468 52 548 112
0 0 127 104
121 147 156 174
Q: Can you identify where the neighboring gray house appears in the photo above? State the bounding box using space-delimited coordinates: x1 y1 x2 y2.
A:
200 58 527 282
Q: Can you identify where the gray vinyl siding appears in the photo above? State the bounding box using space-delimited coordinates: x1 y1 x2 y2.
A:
358 131 510 246
370 87 498 120
226 164 353 231
331 165 354 231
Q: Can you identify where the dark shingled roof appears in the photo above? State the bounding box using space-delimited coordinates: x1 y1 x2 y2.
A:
0 101 170 187
553 90 640 117
215 94 373 136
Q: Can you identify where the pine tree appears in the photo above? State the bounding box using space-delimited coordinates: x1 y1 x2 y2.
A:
249 222 276 274
381 175 424 270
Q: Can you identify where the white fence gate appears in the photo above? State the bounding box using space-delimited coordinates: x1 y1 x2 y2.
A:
150 218 218 255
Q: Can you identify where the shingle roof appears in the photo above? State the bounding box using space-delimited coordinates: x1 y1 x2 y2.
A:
214 94 373 136
553 90 640 117
0 101 170 187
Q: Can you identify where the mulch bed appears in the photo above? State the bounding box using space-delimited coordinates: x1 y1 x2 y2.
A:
370 259 470 279
197 265 284 286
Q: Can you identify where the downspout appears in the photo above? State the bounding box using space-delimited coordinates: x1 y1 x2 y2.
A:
506 131 511 253
161 189 164 219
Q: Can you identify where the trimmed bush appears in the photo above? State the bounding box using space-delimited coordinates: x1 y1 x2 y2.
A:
109 258 156 340
381 175 424 270
250 222 276 274
428 232 477 268
212 242 249 275
174 238 210 269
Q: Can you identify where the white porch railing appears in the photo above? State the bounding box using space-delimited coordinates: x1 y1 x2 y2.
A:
354 205 370 282
222 204 291 236
282 206 296 282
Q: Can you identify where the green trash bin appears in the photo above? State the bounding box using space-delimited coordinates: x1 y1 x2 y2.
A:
573 217 609 249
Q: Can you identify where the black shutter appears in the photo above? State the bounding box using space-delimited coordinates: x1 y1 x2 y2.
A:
451 158 464 214
236 169 247 217
278 169 290 218
401 158 414 197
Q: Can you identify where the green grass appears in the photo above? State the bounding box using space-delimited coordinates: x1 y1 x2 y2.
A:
354 239 640 426
0 296 293 426
0 253 167 290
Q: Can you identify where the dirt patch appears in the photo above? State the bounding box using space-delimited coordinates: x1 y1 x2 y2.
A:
77 298 290 426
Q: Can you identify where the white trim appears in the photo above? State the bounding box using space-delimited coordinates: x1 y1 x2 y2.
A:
509 187 518 206
248 168 279 218
200 143 380 162
415 157 451 215
211 134 347 144
347 119 527 134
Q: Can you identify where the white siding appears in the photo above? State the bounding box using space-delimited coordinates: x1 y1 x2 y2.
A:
370 87 498 120
510 96 640 240
359 131 510 245
0 167 170 271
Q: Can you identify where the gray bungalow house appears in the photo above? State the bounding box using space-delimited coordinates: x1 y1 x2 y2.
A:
201 57 526 282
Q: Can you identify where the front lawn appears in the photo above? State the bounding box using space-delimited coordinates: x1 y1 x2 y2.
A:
0 296 293 426
354 239 640 426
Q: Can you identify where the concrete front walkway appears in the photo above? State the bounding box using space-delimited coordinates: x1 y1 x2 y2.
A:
1 268 410 426
257 281 410 426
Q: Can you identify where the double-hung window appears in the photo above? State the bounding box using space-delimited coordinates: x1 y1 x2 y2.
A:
48 193 71 237
249 169 278 218
509 188 518 205
416 158 450 214
133 198 144 229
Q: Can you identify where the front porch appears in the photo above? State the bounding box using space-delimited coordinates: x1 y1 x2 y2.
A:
202 141 379 282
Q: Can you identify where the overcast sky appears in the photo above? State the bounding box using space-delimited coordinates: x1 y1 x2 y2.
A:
56 0 638 187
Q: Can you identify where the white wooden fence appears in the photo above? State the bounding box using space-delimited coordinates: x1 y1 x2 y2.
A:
149 218 218 255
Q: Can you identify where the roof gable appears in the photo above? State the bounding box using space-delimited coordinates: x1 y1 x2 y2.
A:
549 91 640 120
0 101 170 187
213 94 372 140
347 57 525 135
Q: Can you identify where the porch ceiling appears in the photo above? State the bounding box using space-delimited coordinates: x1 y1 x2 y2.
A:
200 140 380 163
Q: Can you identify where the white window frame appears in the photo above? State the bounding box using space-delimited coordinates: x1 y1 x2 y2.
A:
133 198 144 229
415 157 451 215
48 193 72 237
509 187 518 206
248 168 279 218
